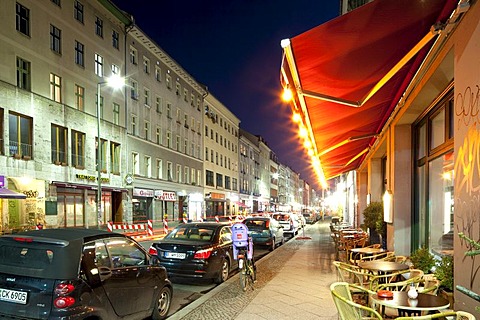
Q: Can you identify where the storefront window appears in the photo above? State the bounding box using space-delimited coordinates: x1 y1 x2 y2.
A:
414 88 453 252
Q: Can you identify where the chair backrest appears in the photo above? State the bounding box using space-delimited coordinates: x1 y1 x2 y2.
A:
333 261 374 286
418 277 441 295
394 311 476 319
330 282 383 320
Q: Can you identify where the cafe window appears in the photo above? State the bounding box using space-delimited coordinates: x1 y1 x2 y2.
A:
414 87 454 253
51 124 67 164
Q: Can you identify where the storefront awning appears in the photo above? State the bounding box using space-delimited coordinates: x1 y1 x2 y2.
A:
280 0 458 186
0 188 26 199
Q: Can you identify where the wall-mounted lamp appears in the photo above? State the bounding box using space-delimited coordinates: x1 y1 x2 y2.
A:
383 190 393 223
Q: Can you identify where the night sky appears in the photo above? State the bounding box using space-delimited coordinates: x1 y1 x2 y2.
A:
112 0 340 189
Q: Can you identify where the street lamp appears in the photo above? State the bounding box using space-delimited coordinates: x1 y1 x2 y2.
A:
96 75 125 228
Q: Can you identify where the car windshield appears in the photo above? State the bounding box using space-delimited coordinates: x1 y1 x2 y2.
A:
166 226 214 241
244 220 267 230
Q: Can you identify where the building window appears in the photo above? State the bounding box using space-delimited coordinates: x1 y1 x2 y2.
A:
216 173 223 188
206 170 214 187
166 74 172 89
167 162 173 181
166 131 171 148
71 130 85 167
157 159 163 179
50 25 61 54
113 103 119 125
130 46 137 65
144 88 150 106
232 178 238 191
51 0 61 6
143 57 150 74
155 66 161 82
110 142 120 174
74 0 84 23
177 165 183 183
50 73 61 103
94 53 103 77
131 80 138 100
111 64 119 75
184 166 189 184
16 57 31 91
225 176 231 190
144 121 150 140
75 84 84 111
156 96 163 113
156 127 162 144
184 139 188 154
414 89 454 250
166 103 172 118
144 156 151 178
176 135 180 152
95 94 104 119
74 40 84 66
184 89 188 102
96 138 107 172
51 124 67 164
210 150 214 163
131 115 137 135
16 2 30 36
132 152 139 175
191 168 196 184
112 30 119 49
95 17 103 37
9 112 32 158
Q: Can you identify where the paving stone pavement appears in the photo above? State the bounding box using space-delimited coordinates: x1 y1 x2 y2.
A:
168 219 339 320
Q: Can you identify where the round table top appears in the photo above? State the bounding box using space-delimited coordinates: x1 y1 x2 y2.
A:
358 261 409 272
371 291 450 311
350 247 386 254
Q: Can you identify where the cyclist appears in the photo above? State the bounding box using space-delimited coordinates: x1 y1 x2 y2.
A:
231 222 256 281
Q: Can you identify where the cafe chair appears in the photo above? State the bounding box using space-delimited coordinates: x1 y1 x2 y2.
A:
359 251 396 262
330 282 383 320
333 261 376 289
394 310 476 319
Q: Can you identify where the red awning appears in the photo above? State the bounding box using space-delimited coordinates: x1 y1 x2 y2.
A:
280 0 457 185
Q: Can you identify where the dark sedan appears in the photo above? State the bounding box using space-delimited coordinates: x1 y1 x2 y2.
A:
149 222 238 283
0 228 172 320
243 216 285 251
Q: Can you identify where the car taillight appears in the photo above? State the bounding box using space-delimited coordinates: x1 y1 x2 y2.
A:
194 248 212 259
54 283 75 295
54 296 75 308
53 283 76 309
149 246 158 256
13 237 33 243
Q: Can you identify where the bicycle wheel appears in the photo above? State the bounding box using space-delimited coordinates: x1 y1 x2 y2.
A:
246 259 256 287
239 257 248 291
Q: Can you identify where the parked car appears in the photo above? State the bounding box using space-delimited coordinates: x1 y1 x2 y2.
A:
149 222 237 284
295 213 307 228
0 228 172 320
272 212 299 237
243 216 285 251
302 211 316 224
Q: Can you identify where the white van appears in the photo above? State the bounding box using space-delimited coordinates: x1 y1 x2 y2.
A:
272 212 299 236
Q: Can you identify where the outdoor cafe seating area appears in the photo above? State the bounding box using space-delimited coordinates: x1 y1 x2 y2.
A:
329 220 476 320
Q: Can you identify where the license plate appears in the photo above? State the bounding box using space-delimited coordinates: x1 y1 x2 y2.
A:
0 288 28 304
165 252 186 259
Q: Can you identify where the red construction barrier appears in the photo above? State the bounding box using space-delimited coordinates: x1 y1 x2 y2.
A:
108 220 153 236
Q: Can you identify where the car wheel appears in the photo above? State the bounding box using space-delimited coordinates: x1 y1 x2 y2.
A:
151 286 172 320
269 238 276 251
214 258 230 284
280 236 285 246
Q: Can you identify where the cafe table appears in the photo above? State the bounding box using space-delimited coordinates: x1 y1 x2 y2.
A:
371 291 450 317
349 247 386 264
358 261 409 274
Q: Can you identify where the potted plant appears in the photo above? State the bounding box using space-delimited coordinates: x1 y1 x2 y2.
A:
435 255 454 306
362 201 385 245
410 246 436 273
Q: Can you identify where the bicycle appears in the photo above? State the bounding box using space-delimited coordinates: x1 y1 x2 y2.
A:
237 242 256 291
231 222 256 291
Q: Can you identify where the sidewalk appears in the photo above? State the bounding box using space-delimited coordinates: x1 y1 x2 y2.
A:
168 218 339 320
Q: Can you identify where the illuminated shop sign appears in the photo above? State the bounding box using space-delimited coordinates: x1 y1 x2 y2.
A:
154 190 177 201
